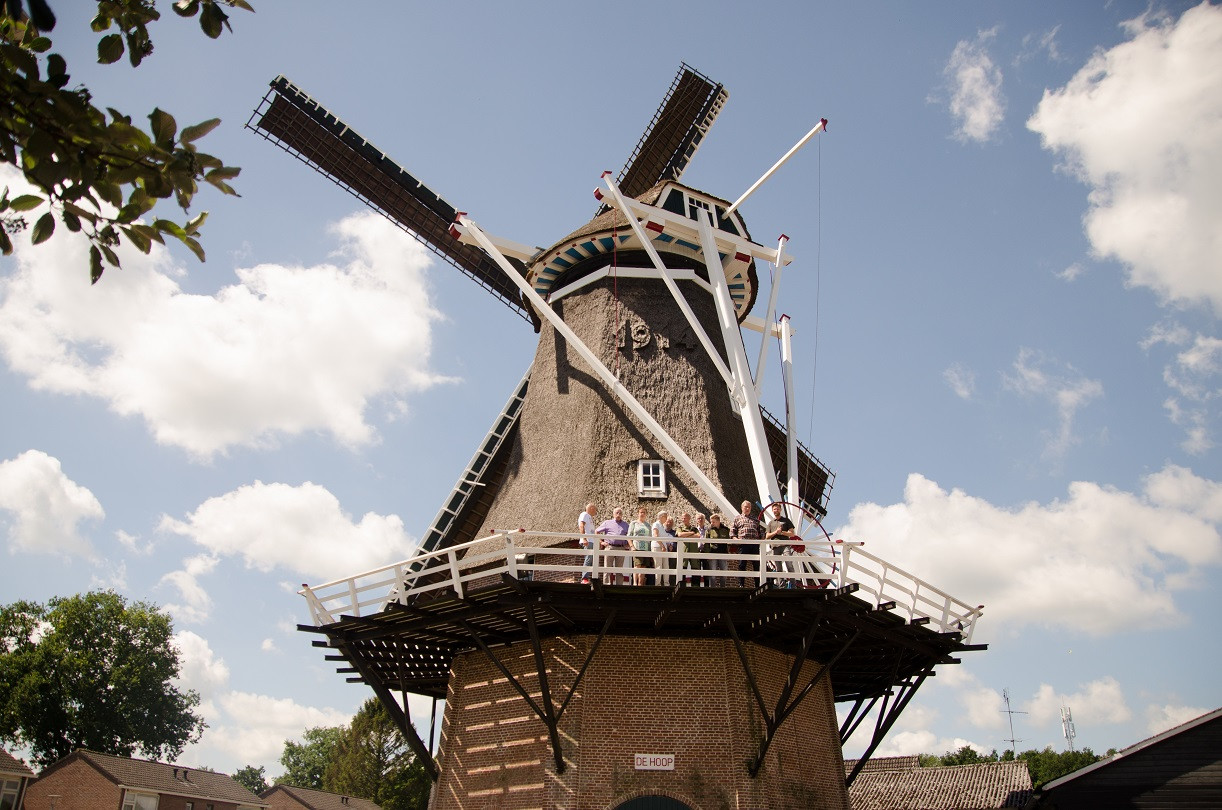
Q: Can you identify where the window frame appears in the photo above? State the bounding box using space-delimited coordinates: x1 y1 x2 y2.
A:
637 459 667 498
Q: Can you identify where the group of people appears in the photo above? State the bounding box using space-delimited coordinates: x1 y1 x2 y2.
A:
574 500 803 587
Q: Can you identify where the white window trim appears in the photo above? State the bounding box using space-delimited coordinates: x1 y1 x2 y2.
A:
637 459 667 498
122 790 159 810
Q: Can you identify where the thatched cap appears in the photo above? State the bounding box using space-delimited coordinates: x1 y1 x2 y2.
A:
526 181 759 320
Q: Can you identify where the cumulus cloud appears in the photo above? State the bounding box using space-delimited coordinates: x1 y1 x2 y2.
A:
1028 3 1222 313
943 28 1006 143
0 449 104 557
160 554 220 624
159 480 417 581
173 629 232 698
835 464 1222 635
1027 677 1131 727
170 631 353 771
1003 348 1104 459
0 165 452 459
1141 322 1221 454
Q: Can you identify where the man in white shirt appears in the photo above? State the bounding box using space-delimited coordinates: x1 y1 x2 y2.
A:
576 502 597 583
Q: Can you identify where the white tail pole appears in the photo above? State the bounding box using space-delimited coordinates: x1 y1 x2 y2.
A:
725 118 827 216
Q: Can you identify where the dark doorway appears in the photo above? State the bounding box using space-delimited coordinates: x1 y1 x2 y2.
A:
613 797 694 810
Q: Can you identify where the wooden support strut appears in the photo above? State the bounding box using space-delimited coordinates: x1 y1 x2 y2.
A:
333 640 439 781
845 667 932 788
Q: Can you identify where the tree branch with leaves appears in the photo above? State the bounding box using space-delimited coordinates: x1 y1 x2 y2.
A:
0 0 252 282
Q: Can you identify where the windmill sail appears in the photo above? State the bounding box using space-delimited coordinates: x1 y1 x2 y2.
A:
248 76 532 322
616 63 728 199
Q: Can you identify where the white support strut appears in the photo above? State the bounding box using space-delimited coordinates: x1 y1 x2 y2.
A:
780 315 799 522
753 234 789 394
726 118 828 216
697 209 783 509
456 216 738 520
597 173 739 401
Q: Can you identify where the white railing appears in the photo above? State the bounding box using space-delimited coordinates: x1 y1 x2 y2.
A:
299 530 983 642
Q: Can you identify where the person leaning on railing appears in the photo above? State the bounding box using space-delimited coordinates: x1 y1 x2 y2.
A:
595 507 631 585
629 506 654 586
730 500 763 587
677 512 701 585
705 512 731 586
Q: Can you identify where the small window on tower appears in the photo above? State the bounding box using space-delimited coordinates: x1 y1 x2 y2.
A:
638 460 666 498
687 196 712 222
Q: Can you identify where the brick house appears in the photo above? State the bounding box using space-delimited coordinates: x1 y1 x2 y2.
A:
845 756 1032 809
259 784 380 810
1 748 35 810
22 750 266 810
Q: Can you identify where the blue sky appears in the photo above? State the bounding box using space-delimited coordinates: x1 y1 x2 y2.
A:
2 0 1220 775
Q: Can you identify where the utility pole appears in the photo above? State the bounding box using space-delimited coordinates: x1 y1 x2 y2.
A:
1001 688 1027 757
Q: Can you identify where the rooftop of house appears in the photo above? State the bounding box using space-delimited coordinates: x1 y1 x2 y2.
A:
261 783 381 810
0 748 34 778
37 750 266 807
846 755 1033 810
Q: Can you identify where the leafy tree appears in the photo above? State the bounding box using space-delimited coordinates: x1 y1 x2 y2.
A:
1018 746 1103 789
0 0 252 282
232 764 268 795
938 744 998 766
0 590 206 767
277 726 344 790
323 698 430 810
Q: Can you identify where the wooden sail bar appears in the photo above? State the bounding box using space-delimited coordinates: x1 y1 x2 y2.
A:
298 530 984 643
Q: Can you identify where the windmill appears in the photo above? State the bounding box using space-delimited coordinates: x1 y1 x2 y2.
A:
250 65 986 810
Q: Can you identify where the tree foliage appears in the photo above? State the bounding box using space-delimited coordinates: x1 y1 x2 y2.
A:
277 725 343 791
0 590 206 767
232 764 269 795
920 744 1105 789
277 700 431 810
0 0 252 282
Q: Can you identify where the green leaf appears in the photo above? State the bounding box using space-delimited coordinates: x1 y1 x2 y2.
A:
149 108 177 145
90 13 111 32
90 246 103 283
0 228 12 256
8 195 44 212
181 235 205 262
173 0 201 16
47 53 66 77
154 219 187 239
185 211 208 235
97 34 124 64
199 3 226 38
63 212 81 232
100 243 120 268
31 212 55 244
122 226 152 254
205 165 241 182
29 36 52 53
179 118 221 144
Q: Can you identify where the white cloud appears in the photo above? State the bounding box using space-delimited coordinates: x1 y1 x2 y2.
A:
173 630 232 698
1144 702 1209 735
160 554 220 624
1003 348 1104 459
0 165 452 459
193 692 354 771
835 464 1222 635
1018 26 1062 65
1028 3 1222 313
260 638 279 653
0 449 104 557
1027 677 1131 727
943 28 1006 143
159 480 417 581
1141 324 1221 453
943 363 976 400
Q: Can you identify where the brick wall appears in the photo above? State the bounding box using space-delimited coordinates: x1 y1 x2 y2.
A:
24 762 245 810
431 634 850 810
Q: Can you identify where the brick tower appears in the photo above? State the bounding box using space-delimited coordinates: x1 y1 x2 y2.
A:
251 66 985 809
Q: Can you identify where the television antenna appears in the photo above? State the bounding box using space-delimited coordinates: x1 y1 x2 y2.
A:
1001 688 1027 756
